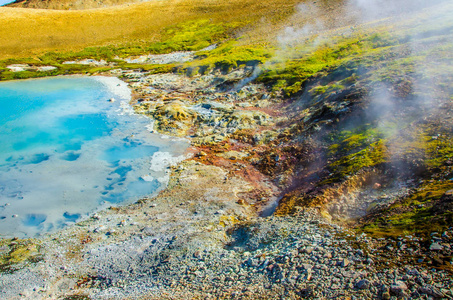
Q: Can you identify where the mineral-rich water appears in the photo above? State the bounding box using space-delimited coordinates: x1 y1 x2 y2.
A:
0 76 188 237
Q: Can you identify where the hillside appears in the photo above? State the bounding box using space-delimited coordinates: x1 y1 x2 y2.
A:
5 0 146 10
0 0 312 59
0 0 453 299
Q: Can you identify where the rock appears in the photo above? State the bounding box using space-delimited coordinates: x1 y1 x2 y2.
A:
338 258 349 267
444 189 453 196
226 110 271 129
355 279 371 290
301 246 314 254
237 199 247 205
6 64 30 72
193 251 203 260
381 291 391 300
93 226 106 233
418 285 445 298
141 226 154 235
390 281 408 295
429 242 443 251
154 101 195 121
37 66 57 72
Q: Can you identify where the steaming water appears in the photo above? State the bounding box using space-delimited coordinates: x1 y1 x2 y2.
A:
0 76 188 238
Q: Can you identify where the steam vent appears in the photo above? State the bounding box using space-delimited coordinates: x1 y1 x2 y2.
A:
0 0 452 298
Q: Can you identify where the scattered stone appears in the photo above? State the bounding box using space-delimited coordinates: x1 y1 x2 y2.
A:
430 242 443 251
93 225 106 233
355 279 371 290
339 258 349 267
381 291 391 300
418 285 445 298
302 246 314 254
390 281 408 296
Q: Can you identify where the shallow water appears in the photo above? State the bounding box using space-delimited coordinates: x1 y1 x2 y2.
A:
0 76 188 237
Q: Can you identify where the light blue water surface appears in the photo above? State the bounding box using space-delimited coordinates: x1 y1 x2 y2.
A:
0 0 15 6
0 76 187 237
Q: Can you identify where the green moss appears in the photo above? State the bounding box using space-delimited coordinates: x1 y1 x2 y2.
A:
425 135 453 168
258 36 371 96
310 85 328 96
182 41 272 72
257 24 451 97
310 82 346 98
321 125 393 183
360 181 453 239
330 139 388 177
327 125 385 155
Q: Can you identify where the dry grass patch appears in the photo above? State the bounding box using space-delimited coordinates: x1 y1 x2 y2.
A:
0 0 305 59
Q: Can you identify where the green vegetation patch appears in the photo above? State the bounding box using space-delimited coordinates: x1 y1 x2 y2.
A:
148 19 242 54
425 134 453 168
322 125 389 183
327 126 385 155
258 23 453 97
330 139 388 178
258 36 370 96
323 120 453 184
182 41 272 74
360 181 453 239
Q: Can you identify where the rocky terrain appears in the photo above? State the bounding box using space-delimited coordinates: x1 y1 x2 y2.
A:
1 0 453 299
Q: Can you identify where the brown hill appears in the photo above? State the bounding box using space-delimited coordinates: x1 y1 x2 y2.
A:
6 0 151 10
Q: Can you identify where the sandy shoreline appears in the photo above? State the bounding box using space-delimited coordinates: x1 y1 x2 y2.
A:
92 76 131 101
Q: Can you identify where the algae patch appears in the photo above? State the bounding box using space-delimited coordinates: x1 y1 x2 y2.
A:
0 239 41 273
